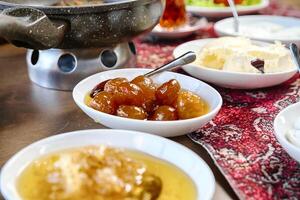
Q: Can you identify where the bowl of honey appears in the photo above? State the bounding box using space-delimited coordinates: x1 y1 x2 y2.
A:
0 129 216 200
72 69 222 137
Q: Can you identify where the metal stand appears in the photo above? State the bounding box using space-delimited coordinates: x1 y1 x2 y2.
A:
26 42 136 90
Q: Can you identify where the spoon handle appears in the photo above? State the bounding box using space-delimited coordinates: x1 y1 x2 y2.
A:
144 51 196 77
227 0 239 33
289 43 300 72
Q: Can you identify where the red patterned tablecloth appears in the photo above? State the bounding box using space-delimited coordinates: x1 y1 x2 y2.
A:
135 1 300 199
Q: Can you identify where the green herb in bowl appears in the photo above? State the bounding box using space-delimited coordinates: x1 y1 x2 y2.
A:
186 0 262 7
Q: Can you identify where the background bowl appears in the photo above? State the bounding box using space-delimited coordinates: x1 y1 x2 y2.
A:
274 102 300 163
186 0 269 18
0 129 216 200
72 69 222 137
214 15 300 46
173 38 298 89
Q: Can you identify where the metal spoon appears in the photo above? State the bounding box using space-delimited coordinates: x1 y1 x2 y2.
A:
90 51 196 98
289 43 300 72
144 51 196 77
227 0 239 33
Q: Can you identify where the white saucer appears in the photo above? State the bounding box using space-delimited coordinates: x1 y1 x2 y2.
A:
186 0 269 18
214 15 300 46
150 16 208 39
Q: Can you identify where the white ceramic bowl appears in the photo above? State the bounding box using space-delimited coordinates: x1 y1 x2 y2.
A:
214 15 300 46
186 0 269 18
72 68 222 137
173 38 298 89
0 129 216 200
274 102 300 163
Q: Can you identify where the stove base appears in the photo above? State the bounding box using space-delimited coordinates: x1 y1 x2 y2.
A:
26 42 136 90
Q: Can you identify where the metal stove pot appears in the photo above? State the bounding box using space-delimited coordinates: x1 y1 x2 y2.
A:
0 0 164 90
0 0 164 49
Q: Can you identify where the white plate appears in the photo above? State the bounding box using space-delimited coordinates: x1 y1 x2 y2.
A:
214 15 300 46
0 129 215 200
151 17 208 39
274 102 300 163
173 38 298 89
186 0 269 18
73 68 222 137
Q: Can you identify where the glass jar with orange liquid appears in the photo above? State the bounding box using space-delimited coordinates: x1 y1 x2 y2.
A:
159 0 187 29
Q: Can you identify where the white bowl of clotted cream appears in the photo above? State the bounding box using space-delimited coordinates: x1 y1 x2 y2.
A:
173 37 298 89
274 102 300 163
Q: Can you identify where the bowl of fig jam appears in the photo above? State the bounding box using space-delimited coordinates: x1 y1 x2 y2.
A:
73 69 222 137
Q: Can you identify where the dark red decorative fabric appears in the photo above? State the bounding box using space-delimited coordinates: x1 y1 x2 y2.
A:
135 1 300 199
189 76 300 200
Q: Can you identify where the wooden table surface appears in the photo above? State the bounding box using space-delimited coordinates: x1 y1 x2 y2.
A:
0 44 238 199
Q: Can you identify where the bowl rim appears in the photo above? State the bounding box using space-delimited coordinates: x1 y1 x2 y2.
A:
214 15 300 42
72 68 223 124
274 102 300 153
0 129 216 200
173 38 298 76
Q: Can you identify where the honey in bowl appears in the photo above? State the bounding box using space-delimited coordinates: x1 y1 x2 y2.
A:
17 146 197 200
86 76 210 120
